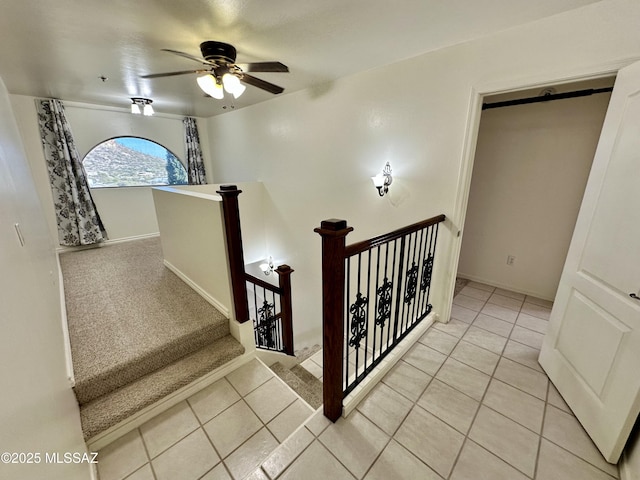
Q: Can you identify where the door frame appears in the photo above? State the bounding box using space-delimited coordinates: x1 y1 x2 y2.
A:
441 56 640 324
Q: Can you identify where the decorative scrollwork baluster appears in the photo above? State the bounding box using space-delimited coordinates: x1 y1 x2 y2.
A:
404 262 418 304
375 278 393 327
348 292 368 349
257 300 277 348
420 254 434 292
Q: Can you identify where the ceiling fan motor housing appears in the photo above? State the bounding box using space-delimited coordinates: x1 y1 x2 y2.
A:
200 41 237 64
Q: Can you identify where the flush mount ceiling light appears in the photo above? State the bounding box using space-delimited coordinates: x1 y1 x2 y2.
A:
131 97 154 116
371 162 393 197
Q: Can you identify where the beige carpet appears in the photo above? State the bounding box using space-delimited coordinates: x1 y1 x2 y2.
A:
60 236 234 405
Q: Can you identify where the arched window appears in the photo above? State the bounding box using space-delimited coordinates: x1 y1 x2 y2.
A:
83 137 188 188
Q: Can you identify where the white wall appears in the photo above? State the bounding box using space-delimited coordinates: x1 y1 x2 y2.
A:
457 91 610 300
203 0 640 348
10 96 214 243
0 79 89 479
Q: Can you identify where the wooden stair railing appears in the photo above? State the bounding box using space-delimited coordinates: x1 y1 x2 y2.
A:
315 214 446 421
218 185 295 355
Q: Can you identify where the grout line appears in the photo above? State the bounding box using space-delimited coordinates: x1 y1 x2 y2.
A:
135 427 158 480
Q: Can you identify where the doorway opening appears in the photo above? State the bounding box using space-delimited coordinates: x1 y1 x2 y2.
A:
457 76 615 302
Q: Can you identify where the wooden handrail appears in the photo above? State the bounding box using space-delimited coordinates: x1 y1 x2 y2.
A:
245 272 284 295
345 214 446 257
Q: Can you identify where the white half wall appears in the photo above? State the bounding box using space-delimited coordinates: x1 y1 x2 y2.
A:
0 78 89 479
203 0 640 349
457 89 611 300
9 96 213 243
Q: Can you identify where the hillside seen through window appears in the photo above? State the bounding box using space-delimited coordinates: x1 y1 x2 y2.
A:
83 137 188 188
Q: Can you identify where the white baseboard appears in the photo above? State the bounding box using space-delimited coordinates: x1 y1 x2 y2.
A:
342 312 436 418
163 259 230 318
456 272 555 302
86 351 255 451
56 252 75 387
55 232 160 254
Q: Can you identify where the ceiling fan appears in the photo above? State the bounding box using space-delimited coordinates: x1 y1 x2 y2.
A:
140 41 289 99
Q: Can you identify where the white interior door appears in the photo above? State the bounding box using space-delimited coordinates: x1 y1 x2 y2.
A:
539 60 640 463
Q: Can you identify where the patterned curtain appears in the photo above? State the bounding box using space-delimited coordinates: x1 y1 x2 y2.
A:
36 99 107 246
183 117 207 185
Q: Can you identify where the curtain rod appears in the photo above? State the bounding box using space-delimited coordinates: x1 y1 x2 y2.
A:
482 87 613 110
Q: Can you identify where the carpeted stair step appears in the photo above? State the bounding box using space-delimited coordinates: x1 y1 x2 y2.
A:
73 320 230 405
80 334 244 440
271 362 323 410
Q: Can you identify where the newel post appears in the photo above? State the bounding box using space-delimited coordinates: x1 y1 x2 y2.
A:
217 185 249 323
314 219 354 422
276 265 295 356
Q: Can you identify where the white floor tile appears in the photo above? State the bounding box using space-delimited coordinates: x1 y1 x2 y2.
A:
469 406 539 477
381 360 432 402
151 429 219 480
139 401 200 458
450 340 500 375
418 379 479 434
188 378 241 424
502 339 544 372
244 377 297 423
432 318 470 338
267 399 314 442
521 302 552 320
483 378 545 433
262 427 314 479
97 429 148 480
466 281 496 293
278 441 356 480
451 304 479 323
203 400 263 458
419 328 459 355
435 357 490 401
542 405 618 477
357 381 414 435
516 312 549 334
223 428 279 480
451 440 529 480
453 294 487 312
200 463 233 480
493 357 548 400
394 405 465 478
319 411 389 479
547 382 573 414
402 342 447 376
481 303 519 323
537 439 617 480
462 326 507 355
364 439 441 480
510 325 545 349
472 313 514 338
488 293 524 310
225 359 273 396
459 286 493 301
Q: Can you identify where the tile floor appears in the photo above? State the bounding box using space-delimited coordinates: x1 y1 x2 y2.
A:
98 282 621 480
96 359 315 480
250 281 619 480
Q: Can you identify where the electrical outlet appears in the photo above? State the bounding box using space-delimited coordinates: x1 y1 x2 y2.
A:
507 255 516 266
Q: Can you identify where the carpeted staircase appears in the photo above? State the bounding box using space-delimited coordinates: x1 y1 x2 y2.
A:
60 237 245 440
268 345 323 409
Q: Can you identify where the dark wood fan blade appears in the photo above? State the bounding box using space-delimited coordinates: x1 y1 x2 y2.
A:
140 69 208 79
235 62 289 73
240 74 284 94
161 48 217 66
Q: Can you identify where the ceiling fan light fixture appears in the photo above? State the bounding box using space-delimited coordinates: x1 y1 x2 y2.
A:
197 74 224 99
222 73 244 97
131 102 141 115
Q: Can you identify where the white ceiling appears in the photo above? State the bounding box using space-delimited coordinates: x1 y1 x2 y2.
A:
0 0 602 117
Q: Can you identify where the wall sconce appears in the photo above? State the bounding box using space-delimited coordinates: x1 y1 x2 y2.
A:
371 162 393 196
131 98 154 116
259 256 275 276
